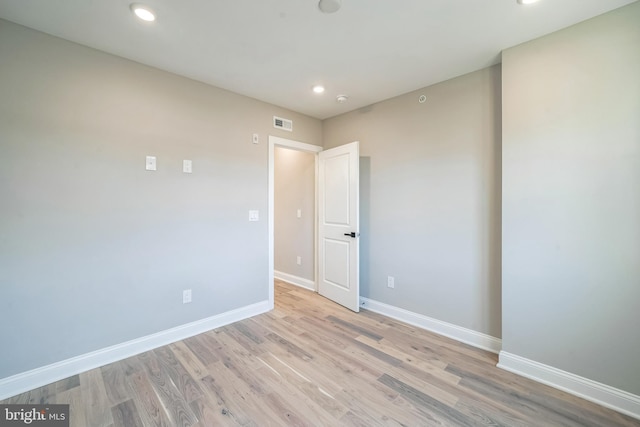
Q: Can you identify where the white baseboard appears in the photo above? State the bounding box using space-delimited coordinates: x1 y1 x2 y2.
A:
498 351 640 421
274 270 315 291
359 297 502 354
0 300 270 401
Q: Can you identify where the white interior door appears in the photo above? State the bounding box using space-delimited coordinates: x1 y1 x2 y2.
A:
318 141 359 312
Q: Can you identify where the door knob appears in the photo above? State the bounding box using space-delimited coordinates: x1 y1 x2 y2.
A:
344 232 357 238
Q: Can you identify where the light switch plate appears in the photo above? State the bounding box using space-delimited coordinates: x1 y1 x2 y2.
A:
183 159 192 174
146 156 156 171
252 133 259 144
297 209 302 218
249 210 259 221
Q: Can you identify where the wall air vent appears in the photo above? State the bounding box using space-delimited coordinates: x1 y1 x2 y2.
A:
273 116 293 132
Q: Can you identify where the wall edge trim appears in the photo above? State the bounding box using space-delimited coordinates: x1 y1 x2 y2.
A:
274 270 316 291
0 300 270 401
359 297 501 354
498 351 640 420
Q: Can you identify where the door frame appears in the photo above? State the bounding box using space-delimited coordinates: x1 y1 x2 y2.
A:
268 135 323 309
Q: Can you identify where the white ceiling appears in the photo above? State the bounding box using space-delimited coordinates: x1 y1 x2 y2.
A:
0 0 636 119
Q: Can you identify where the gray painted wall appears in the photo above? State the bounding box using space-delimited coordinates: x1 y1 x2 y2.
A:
4 1 638 401
502 3 640 395
323 65 502 338
0 20 321 379
274 147 315 281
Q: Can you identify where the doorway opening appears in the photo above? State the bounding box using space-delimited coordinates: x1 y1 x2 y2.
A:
273 146 317 289
268 136 322 309
268 136 361 312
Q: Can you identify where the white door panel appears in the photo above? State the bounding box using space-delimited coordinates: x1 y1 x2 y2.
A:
323 238 350 288
318 141 359 312
323 153 351 225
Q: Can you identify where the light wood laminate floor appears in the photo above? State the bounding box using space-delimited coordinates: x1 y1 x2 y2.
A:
3 280 639 426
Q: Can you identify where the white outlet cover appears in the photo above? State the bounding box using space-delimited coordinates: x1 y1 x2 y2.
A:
183 289 192 304
249 210 259 221
387 276 395 288
145 156 156 171
183 159 193 173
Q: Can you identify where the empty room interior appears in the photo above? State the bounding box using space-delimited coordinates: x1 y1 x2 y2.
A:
1 0 639 425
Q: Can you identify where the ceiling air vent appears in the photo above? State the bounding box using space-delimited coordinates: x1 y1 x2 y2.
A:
273 116 293 132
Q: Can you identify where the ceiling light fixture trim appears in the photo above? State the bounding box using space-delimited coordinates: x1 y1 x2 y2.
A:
130 3 156 22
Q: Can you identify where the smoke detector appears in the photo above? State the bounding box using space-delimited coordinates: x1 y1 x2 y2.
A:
318 0 342 14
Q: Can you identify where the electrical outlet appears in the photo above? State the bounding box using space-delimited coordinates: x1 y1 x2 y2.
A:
183 159 192 173
145 155 156 171
183 289 192 304
297 256 302 266
387 276 395 289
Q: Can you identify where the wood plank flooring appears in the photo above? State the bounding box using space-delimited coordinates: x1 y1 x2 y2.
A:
3 280 639 426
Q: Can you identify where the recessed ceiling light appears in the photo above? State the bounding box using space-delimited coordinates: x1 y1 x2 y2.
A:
318 0 342 14
312 85 325 94
517 0 539 4
130 3 156 22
